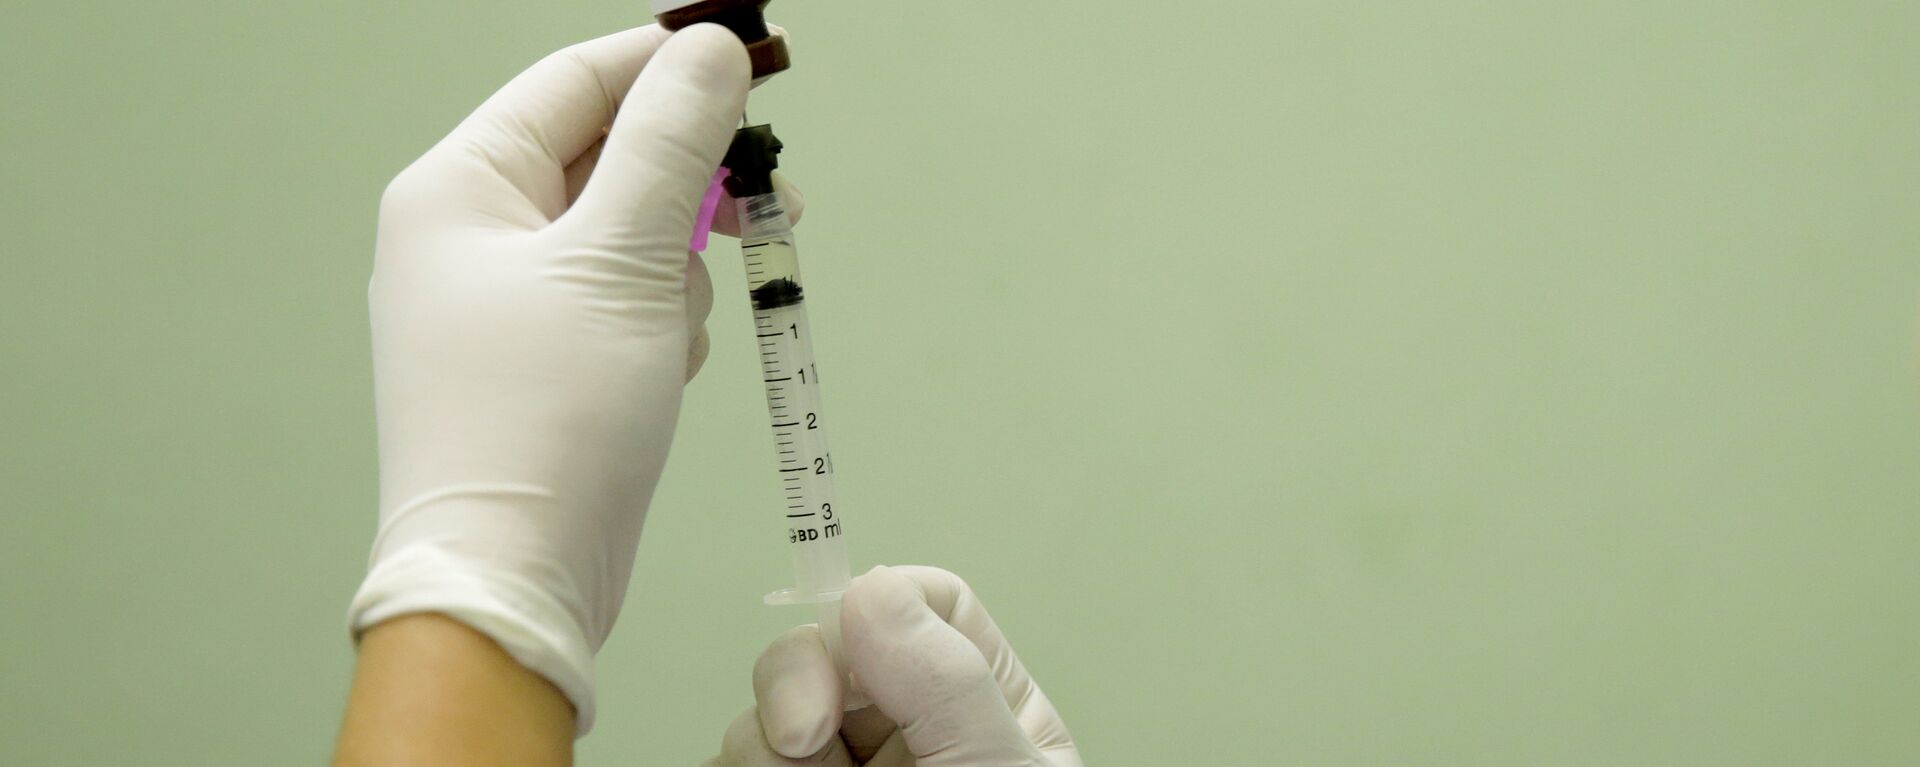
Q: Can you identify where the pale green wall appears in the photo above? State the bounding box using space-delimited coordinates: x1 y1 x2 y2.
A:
3 2 1917 764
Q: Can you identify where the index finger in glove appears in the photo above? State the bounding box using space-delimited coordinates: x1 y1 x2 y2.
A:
447 27 672 196
885 565 1077 755
385 26 678 229
842 565 1081 766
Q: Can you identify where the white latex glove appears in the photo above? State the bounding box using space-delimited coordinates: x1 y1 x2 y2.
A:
704 566 1083 766
347 23 795 736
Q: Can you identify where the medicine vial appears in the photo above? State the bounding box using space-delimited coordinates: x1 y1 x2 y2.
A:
651 0 790 79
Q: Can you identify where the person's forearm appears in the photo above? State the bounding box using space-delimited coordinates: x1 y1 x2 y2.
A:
334 614 574 767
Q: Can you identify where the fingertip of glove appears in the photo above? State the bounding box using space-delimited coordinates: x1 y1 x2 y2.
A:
753 625 841 757
844 566 932 639
764 710 837 759
658 22 752 91
772 173 805 222
685 330 710 382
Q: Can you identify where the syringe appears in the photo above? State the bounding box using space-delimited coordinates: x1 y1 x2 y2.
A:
651 0 864 708
723 124 864 705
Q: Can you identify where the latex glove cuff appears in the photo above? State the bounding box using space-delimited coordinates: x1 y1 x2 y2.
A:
348 544 599 736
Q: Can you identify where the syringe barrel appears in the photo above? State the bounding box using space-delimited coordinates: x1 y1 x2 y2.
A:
737 192 852 602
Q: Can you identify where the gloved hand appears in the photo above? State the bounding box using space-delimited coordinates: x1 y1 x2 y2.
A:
346 23 796 736
704 566 1083 766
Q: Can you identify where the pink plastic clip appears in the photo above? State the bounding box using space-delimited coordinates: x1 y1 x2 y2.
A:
689 167 732 253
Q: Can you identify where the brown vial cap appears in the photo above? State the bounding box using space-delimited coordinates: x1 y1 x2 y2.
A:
655 0 791 80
